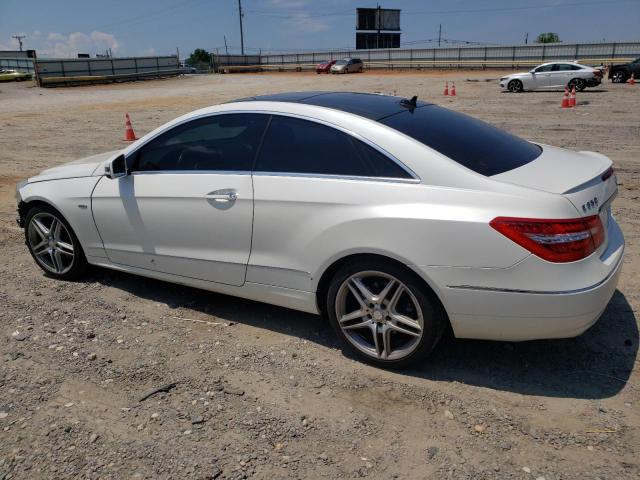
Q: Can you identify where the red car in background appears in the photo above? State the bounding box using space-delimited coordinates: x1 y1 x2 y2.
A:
316 60 336 74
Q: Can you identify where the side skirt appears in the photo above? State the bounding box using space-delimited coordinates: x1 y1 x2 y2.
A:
86 256 319 314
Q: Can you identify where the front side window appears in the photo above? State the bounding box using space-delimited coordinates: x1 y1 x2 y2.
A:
254 115 412 179
534 64 553 73
132 113 269 172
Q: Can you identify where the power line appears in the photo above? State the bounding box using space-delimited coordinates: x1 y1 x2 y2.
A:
248 0 637 19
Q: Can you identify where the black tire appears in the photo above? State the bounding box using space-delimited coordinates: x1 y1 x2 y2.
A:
568 78 586 92
325 258 447 368
507 79 523 93
611 70 627 83
24 203 88 280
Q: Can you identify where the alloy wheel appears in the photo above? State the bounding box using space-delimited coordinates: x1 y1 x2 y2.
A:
612 71 626 83
570 78 585 91
27 212 75 274
334 271 424 361
508 80 522 93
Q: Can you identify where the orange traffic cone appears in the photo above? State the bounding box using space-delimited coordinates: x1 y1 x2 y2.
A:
629 73 636 85
560 88 570 108
443 81 449 95
568 86 576 107
124 113 137 141
451 82 456 96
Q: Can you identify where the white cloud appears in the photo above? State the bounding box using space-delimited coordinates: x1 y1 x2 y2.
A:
0 35 21 51
268 0 309 7
288 12 329 33
142 47 156 56
39 31 120 58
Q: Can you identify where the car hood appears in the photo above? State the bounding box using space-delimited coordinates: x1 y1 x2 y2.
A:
28 150 120 183
501 71 530 79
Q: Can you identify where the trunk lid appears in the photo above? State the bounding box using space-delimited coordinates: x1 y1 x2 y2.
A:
492 144 617 214
492 144 618 250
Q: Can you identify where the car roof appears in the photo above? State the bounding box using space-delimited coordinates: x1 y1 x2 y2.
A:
232 91 431 121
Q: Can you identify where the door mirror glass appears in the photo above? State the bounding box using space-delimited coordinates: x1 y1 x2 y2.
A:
105 154 127 179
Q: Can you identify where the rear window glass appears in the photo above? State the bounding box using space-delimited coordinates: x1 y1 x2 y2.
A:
379 106 541 176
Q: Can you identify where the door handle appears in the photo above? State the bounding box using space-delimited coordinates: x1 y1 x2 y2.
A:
205 190 238 202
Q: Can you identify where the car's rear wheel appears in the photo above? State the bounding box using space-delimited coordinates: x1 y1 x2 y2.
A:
507 79 523 92
24 204 88 280
611 71 627 83
326 259 446 368
568 78 586 91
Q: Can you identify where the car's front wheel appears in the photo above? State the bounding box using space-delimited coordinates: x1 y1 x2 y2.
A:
568 78 586 91
24 204 88 280
611 71 627 83
326 259 446 368
507 79 523 92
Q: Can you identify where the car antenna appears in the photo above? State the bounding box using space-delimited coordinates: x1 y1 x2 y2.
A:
400 95 418 109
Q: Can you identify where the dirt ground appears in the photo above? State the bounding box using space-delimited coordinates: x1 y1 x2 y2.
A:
0 71 638 480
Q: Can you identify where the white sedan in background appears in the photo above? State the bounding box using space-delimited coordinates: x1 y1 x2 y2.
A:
16 92 623 368
500 61 603 92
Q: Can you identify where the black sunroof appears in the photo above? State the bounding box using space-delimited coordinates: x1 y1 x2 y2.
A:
234 91 431 120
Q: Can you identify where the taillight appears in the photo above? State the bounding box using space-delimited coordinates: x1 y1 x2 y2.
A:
593 69 602 77
490 216 604 263
601 166 614 181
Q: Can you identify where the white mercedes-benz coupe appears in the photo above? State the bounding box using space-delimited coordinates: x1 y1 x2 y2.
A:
16 92 624 367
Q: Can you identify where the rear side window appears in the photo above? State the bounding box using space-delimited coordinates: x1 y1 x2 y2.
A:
133 113 268 172
380 106 541 176
554 64 581 71
255 115 412 179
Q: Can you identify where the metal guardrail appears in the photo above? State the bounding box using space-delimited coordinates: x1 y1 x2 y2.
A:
0 57 35 73
216 57 637 74
39 68 182 86
35 55 180 87
213 41 640 72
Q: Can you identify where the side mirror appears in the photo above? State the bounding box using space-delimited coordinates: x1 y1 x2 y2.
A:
105 154 127 179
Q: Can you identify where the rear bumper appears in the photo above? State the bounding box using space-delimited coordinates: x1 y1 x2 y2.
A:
445 252 622 341
417 216 625 341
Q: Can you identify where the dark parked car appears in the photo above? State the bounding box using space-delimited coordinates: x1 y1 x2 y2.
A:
609 57 640 83
315 60 336 74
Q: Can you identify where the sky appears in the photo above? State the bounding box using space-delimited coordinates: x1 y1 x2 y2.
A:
0 0 639 58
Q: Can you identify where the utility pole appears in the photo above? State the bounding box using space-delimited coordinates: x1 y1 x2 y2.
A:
438 24 442 47
237 0 245 55
376 4 381 49
224 35 229 55
524 32 529 44
12 34 26 51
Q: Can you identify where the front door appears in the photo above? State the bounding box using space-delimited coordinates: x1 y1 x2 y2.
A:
531 64 554 89
91 113 269 286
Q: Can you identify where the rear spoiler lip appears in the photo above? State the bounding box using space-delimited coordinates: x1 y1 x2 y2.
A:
562 164 614 195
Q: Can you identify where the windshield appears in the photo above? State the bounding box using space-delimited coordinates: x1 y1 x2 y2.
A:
380 105 542 176
335 60 347 65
